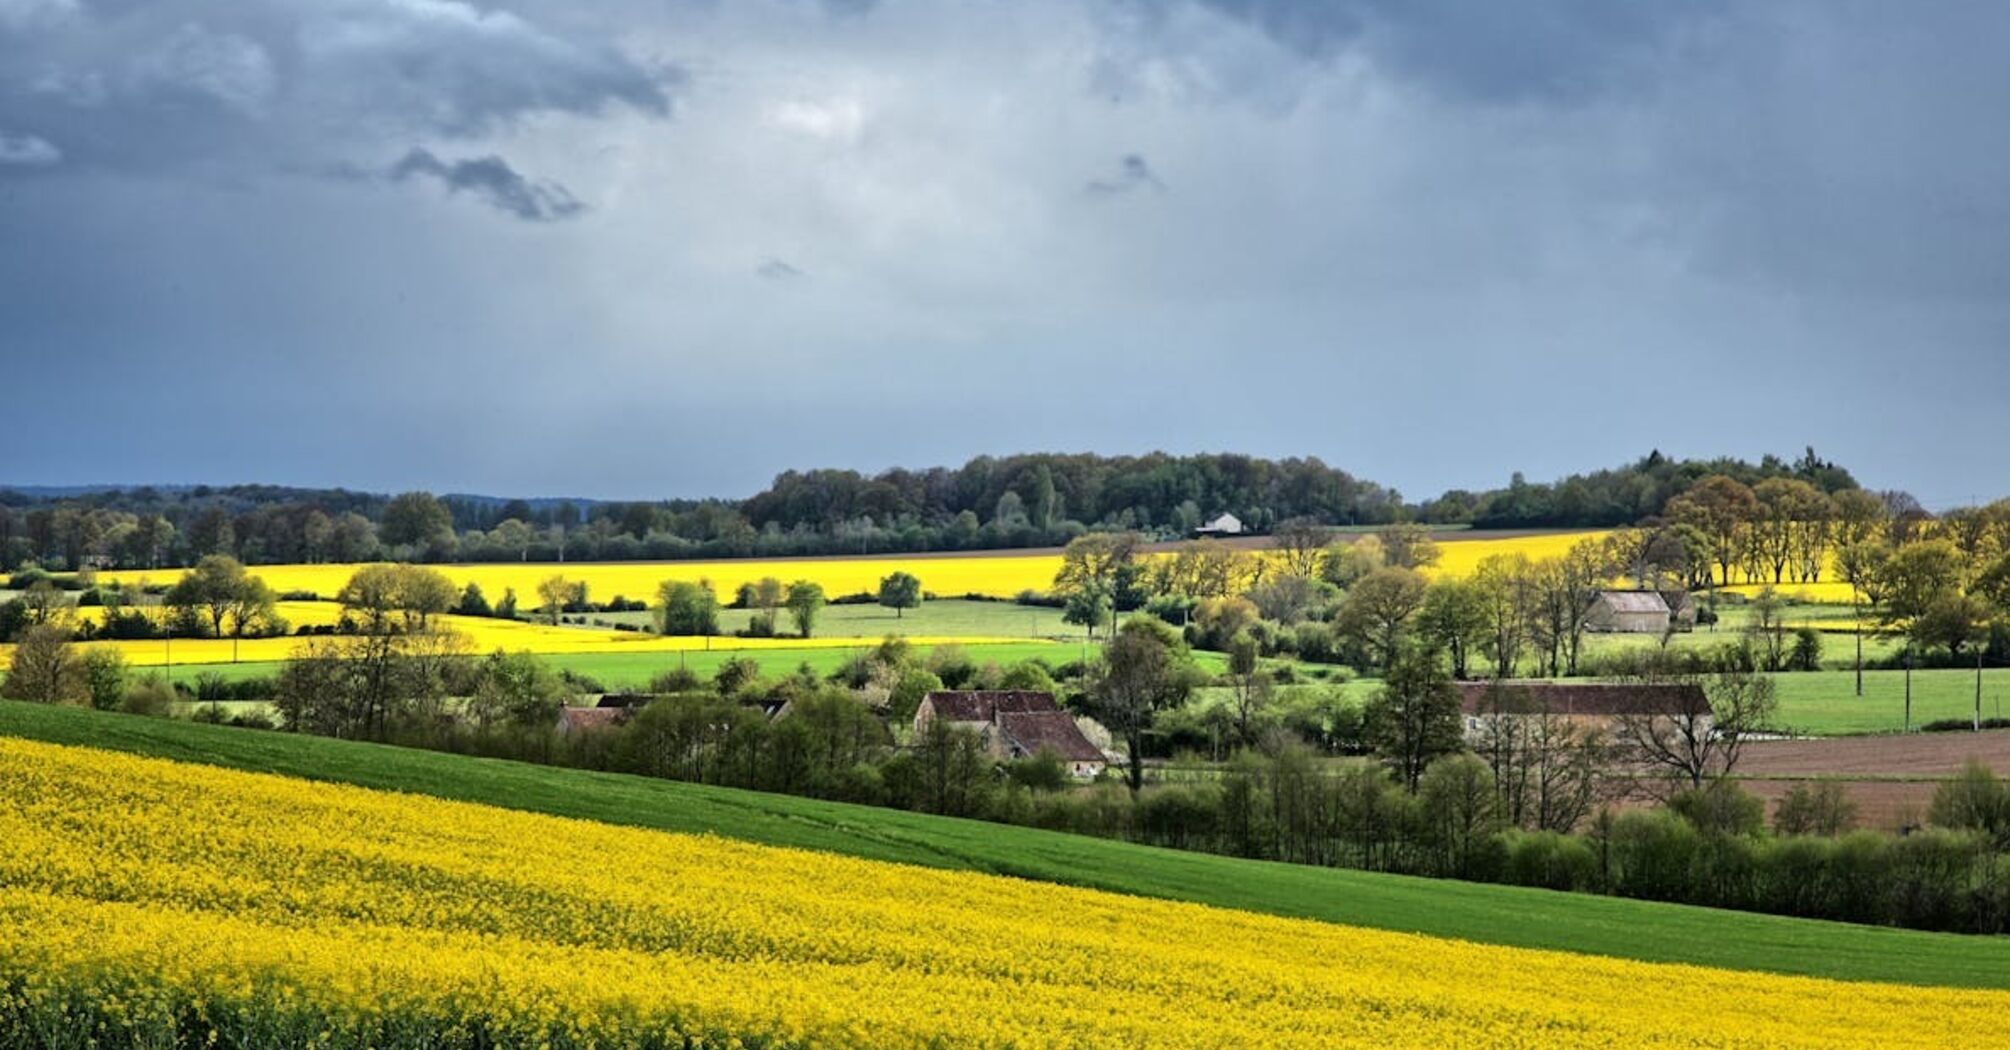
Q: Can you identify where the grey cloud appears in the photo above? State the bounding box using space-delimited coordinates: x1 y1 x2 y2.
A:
387 148 583 221
295 0 672 136
1085 153 1163 195
0 0 673 177
1179 0 1725 103
757 258 806 281
133 23 276 117
3 0 2008 502
0 130 59 164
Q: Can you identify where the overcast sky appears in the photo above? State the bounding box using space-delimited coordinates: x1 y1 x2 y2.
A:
2 0 2007 504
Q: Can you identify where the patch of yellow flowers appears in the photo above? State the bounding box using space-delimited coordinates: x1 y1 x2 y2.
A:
0 738 2002 1048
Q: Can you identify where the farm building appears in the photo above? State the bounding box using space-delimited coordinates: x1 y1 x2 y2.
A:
1583 590 1686 633
557 705 631 735
1455 681 1713 742
1194 512 1244 537
913 690 1107 778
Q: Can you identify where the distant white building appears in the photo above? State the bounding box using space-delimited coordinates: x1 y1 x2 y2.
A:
1195 512 1243 537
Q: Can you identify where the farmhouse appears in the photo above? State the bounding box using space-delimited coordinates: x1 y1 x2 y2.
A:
1455 681 1713 742
557 705 630 735
1194 512 1244 537
913 690 1107 778
1583 590 1694 634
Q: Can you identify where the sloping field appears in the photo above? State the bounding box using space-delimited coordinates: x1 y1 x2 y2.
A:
2 701 2005 991
1 734 2004 1049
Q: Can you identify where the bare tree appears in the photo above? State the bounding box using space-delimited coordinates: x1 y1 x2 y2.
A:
1270 517 1334 578
1614 655 1776 795
1472 682 1610 832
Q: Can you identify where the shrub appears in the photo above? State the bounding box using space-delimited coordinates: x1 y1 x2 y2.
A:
1928 761 2009 848
1670 780 1766 837
648 667 703 694
120 675 176 717
1500 831 1598 892
1773 781 1857 836
81 650 128 712
713 656 761 696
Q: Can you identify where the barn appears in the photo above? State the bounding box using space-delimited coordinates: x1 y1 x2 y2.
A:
1583 590 1672 634
1455 681 1714 741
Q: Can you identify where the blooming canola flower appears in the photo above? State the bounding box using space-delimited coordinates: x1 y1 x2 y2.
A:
0 738 2002 1048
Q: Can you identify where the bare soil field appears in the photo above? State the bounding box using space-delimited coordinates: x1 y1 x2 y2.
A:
1738 730 2010 778
1730 729 2010 830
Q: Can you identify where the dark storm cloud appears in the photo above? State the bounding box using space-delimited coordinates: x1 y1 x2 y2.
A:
0 0 673 177
1 0 2008 501
386 148 583 221
1085 153 1163 195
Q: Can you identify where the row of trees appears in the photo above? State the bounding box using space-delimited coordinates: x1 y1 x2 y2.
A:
0 449 1871 572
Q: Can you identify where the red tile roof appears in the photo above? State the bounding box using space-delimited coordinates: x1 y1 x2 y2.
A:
558 706 629 732
995 710 1105 763
1457 681 1711 718
923 690 1058 722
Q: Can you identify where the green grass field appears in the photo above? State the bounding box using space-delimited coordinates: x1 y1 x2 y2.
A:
136 639 1124 691
1769 668 2010 735
2 700 2004 990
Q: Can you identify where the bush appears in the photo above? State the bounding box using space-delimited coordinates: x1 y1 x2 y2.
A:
1670 781 1766 837
713 656 761 695
926 644 978 689
1500 831 1598 892
648 667 703 694
1922 717 2010 732
120 676 177 717
1602 809 1701 902
1773 781 1858 836
1789 627 1823 671
81 650 128 712
1004 751 1072 793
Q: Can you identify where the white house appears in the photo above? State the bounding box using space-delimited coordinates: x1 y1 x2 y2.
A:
1195 512 1243 537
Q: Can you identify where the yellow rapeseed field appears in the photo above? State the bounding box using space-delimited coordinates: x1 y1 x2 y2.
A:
1419 529 1609 578
45 601 1050 667
0 736 2003 1048
97 531 1612 604
101 553 1069 606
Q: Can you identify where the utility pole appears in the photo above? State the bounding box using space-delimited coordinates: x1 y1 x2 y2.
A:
1904 643 1913 733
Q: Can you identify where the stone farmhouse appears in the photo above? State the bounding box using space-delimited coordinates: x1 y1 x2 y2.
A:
1455 681 1714 743
913 690 1108 779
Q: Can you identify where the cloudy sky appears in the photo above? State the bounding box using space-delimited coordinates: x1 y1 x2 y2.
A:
2 0 2007 503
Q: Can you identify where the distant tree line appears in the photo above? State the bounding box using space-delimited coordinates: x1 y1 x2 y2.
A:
0 449 1869 571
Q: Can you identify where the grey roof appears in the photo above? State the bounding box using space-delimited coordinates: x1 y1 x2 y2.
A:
1594 590 1670 615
